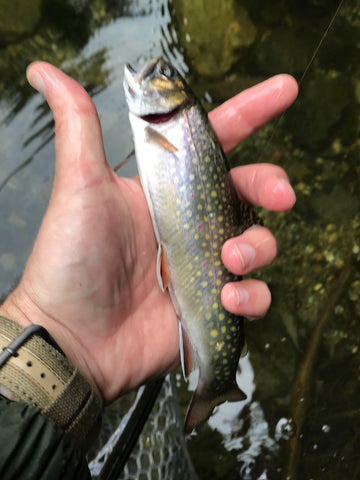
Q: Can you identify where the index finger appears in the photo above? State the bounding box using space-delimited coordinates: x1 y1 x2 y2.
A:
209 74 298 153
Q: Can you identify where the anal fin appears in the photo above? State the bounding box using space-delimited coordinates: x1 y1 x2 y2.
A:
179 322 193 381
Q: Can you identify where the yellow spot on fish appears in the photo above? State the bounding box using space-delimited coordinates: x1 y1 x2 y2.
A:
215 341 224 352
213 302 219 309
205 156 210 163
197 204 203 210
211 329 218 338
221 326 226 333
184 223 189 230
211 190 217 198
218 215 223 221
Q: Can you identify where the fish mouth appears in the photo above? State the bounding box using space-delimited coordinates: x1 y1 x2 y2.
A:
123 63 139 100
123 61 179 123
141 109 180 124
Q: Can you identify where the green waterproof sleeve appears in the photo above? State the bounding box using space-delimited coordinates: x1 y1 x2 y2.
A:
0 397 91 480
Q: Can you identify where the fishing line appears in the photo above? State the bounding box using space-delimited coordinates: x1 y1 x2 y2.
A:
298 0 345 87
260 0 346 158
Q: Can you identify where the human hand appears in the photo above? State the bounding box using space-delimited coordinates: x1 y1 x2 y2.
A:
0 63 297 403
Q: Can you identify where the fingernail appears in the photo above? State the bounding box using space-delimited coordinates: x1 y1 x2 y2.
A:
231 243 256 270
276 177 296 200
229 287 249 307
27 68 46 96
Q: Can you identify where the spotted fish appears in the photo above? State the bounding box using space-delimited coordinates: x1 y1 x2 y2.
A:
123 58 259 433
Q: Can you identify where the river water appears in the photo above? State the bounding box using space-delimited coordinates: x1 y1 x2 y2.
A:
0 1 359 478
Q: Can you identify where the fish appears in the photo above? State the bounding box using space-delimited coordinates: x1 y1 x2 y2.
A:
123 57 259 433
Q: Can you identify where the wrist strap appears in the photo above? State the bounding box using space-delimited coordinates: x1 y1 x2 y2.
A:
0 316 102 451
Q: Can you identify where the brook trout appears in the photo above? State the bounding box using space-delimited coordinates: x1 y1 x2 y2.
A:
124 58 259 432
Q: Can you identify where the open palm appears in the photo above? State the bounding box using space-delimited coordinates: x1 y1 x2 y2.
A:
0 63 297 403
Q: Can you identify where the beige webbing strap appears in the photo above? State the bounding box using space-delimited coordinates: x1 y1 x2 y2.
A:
0 316 102 451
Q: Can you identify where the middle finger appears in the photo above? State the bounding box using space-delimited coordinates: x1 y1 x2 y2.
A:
222 225 277 276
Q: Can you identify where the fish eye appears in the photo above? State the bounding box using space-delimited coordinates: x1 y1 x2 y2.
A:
159 63 174 79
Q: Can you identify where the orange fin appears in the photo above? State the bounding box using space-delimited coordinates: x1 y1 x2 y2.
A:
184 381 247 434
156 244 171 292
179 322 194 381
145 126 178 153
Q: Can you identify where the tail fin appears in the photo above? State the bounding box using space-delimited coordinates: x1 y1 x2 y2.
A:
184 382 246 434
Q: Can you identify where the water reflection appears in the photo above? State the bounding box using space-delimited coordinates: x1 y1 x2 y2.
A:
0 0 175 295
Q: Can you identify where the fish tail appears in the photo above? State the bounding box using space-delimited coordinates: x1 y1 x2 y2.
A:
184 381 246 434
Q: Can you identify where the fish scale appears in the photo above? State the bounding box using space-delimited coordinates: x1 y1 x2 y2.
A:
124 58 259 432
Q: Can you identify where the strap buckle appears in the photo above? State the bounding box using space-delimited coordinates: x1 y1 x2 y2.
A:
0 324 60 369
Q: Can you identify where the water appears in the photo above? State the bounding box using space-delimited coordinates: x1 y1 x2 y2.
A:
0 0 359 478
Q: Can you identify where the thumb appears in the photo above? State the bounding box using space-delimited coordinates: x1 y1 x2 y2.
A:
26 61 108 190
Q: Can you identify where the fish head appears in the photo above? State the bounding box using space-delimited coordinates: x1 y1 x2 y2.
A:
123 58 192 118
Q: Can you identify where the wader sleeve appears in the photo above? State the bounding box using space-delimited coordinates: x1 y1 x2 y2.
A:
0 397 91 480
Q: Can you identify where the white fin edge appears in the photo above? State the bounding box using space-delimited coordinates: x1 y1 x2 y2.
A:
156 244 165 292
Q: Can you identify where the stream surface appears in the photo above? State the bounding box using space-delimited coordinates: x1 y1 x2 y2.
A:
0 1 359 478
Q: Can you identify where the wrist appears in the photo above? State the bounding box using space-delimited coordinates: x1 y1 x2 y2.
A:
0 314 103 450
0 287 103 400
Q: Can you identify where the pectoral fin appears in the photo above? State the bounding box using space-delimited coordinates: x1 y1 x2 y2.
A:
145 126 178 153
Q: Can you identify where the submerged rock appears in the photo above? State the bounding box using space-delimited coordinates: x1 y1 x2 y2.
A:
254 27 316 76
286 74 354 150
170 0 257 77
0 0 42 46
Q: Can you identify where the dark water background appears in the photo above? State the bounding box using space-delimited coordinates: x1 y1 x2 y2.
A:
0 1 359 478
